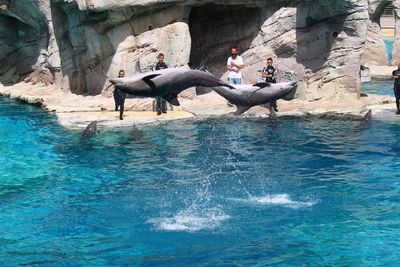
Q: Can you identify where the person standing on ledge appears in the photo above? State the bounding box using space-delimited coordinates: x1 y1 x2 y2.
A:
390 63 400 115
262 57 280 112
114 69 126 120
227 47 244 85
155 53 168 115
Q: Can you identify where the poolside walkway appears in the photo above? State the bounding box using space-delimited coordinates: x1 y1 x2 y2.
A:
0 81 397 129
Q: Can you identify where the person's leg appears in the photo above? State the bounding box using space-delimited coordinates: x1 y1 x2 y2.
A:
156 96 162 115
161 99 167 113
395 86 400 114
113 92 119 111
119 95 125 120
270 100 278 112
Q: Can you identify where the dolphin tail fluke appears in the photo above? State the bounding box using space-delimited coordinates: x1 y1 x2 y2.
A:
234 105 251 115
196 86 212 95
164 93 180 106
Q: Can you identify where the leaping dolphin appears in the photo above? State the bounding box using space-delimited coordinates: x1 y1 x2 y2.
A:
212 81 298 115
109 67 233 106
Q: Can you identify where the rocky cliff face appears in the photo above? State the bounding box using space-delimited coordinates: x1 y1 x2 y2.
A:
392 0 400 65
0 0 393 101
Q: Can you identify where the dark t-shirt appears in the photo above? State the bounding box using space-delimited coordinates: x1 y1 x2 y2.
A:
393 69 400 89
263 66 277 83
155 61 168 70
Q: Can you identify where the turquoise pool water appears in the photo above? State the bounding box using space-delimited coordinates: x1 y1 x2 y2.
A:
385 38 394 65
1 97 400 266
362 79 393 96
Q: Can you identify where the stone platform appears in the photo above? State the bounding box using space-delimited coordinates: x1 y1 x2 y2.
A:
0 81 397 129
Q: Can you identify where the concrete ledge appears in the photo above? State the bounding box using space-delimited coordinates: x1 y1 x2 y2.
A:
0 81 397 129
369 65 394 80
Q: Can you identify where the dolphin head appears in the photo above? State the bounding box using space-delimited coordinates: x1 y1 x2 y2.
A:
109 76 152 94
109 77 128 89
269 80 297 100
271 80 297 91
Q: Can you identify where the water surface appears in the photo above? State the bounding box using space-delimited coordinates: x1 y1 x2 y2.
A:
1 97 400 266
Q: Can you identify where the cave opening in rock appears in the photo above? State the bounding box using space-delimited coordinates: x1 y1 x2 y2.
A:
188 4 262 76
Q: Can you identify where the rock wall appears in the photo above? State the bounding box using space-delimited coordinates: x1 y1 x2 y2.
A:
392 0 400 65
0 0 385 101
362 0 391 66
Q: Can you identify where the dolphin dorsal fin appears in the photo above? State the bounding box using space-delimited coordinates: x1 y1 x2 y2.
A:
253 82 271 88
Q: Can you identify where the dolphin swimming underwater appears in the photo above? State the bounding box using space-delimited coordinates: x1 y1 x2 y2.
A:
212 81 298 115
109 67 233 106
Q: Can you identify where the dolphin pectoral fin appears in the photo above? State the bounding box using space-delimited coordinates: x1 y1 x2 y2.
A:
233 105 251 115
252 82 271 88
164 93 180 106
142 74 161 90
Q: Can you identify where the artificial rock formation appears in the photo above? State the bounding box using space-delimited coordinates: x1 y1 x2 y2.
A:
362 0 391 66
0 0 391 102
392 0 400 65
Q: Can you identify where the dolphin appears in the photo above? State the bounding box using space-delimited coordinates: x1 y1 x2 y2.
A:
80 121 98 141
109 67 233 106
212 81 298 115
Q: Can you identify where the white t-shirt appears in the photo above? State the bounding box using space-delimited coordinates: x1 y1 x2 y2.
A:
227 55 244 79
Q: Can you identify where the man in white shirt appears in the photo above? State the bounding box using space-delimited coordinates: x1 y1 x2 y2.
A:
227 47 244 85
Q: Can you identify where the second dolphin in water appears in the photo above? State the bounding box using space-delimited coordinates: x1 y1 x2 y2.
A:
212 81 298 115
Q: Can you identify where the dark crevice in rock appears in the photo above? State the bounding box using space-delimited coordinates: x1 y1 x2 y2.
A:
188 4 265 76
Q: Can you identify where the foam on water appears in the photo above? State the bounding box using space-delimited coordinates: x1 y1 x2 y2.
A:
149 207 230 232
233 194 317 209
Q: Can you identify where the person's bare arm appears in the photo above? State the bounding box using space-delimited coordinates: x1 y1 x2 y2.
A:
231 61 244 69
262 72 272 78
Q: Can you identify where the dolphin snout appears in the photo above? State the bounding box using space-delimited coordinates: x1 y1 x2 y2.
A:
109 78 118 85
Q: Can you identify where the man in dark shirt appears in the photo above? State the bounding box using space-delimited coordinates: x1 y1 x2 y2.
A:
113 69 126 120
391 63 400 115
155 53 168 115
262 58 279 111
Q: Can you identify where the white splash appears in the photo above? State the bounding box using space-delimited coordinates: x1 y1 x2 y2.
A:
149 207 230 232
235 194 317 209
